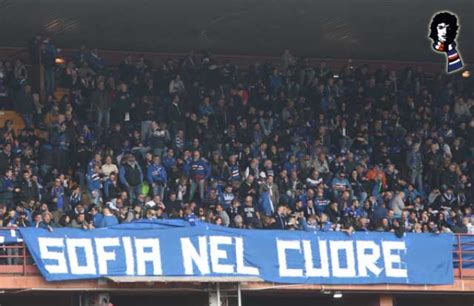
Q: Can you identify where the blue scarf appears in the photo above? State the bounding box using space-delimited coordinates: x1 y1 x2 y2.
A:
433 41 463 73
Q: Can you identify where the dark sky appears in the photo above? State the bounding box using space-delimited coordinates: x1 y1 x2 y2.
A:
0 0 472 62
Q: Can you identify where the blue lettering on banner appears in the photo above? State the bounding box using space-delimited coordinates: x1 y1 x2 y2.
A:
18 224 454 284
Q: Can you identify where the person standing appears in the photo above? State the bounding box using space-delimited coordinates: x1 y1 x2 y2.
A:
406 143 423 193
112 83 132 125
91 80 112 133
15 84 35 129
186 150 210 202
50 122 70 172
17 170 39 204
147 121 170 157
41 37 57 95
50 177 66 222
167 94 184 136
119 154 143 202
0 169 15 210
147 155 167 199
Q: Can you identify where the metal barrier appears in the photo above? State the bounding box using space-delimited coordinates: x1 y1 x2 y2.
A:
0 242 32 276
1 230 474 278
453 234 474 279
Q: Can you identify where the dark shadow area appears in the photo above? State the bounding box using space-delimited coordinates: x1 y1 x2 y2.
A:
0 0 472 61
395 295 474 306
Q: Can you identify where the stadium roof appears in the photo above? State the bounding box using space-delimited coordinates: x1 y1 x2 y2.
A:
0 0 472 62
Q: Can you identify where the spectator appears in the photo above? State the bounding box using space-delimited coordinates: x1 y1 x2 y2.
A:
86 165 102 195
169 74 185 96
407 143 424 193
243 195 260 229
186 150 210 202
51 122 70 172
113 83 132 124
91 80 112 132
88 205 103 228
390 191 409 219
38 212 57 232
119 154 143 202
168 95 184 135
260 175 279 208
15 84 35 129
0 42 470 239
41 37 57 95
259 184 275 216
101 156 119 178
146 155 167 199
0 169 15 210
70 213 89 230
147 121 170 157
331 171 351 199
99 207 119 228
16 170 39 205
273 204 288 230
215 203 230 227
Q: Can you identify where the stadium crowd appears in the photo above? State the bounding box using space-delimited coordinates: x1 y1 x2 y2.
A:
0 38 472 239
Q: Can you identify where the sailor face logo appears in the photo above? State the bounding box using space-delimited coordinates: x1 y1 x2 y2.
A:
429 11 463 73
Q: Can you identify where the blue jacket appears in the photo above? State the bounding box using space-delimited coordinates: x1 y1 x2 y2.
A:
50 186 65 210
219 192 235 209
88 53 105 71
147 163 167 185
22 208 33 224
69 193 82 208
99 215 119 228
373 205 387 223
50 131 69 151
42 43 57 68
92 213 104 228
227 163 240 181
0 176 14 201
407 150 423 171
0 177 15 191
298 194 314 207
103 179 115 199
183 213 197 225
331 177 351 190
259 191 274 216
87 158 98 175
301 220 319 232
269 75 283 93
284 161 299 174
320 221 333 232
403 188 423 202
185 159 210 181
314 196 330 214
198 104 214 117
162 155 177 170
86 172 101 192
343 205 362 219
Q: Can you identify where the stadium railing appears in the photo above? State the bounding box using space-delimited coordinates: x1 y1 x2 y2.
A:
453 234 474 278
